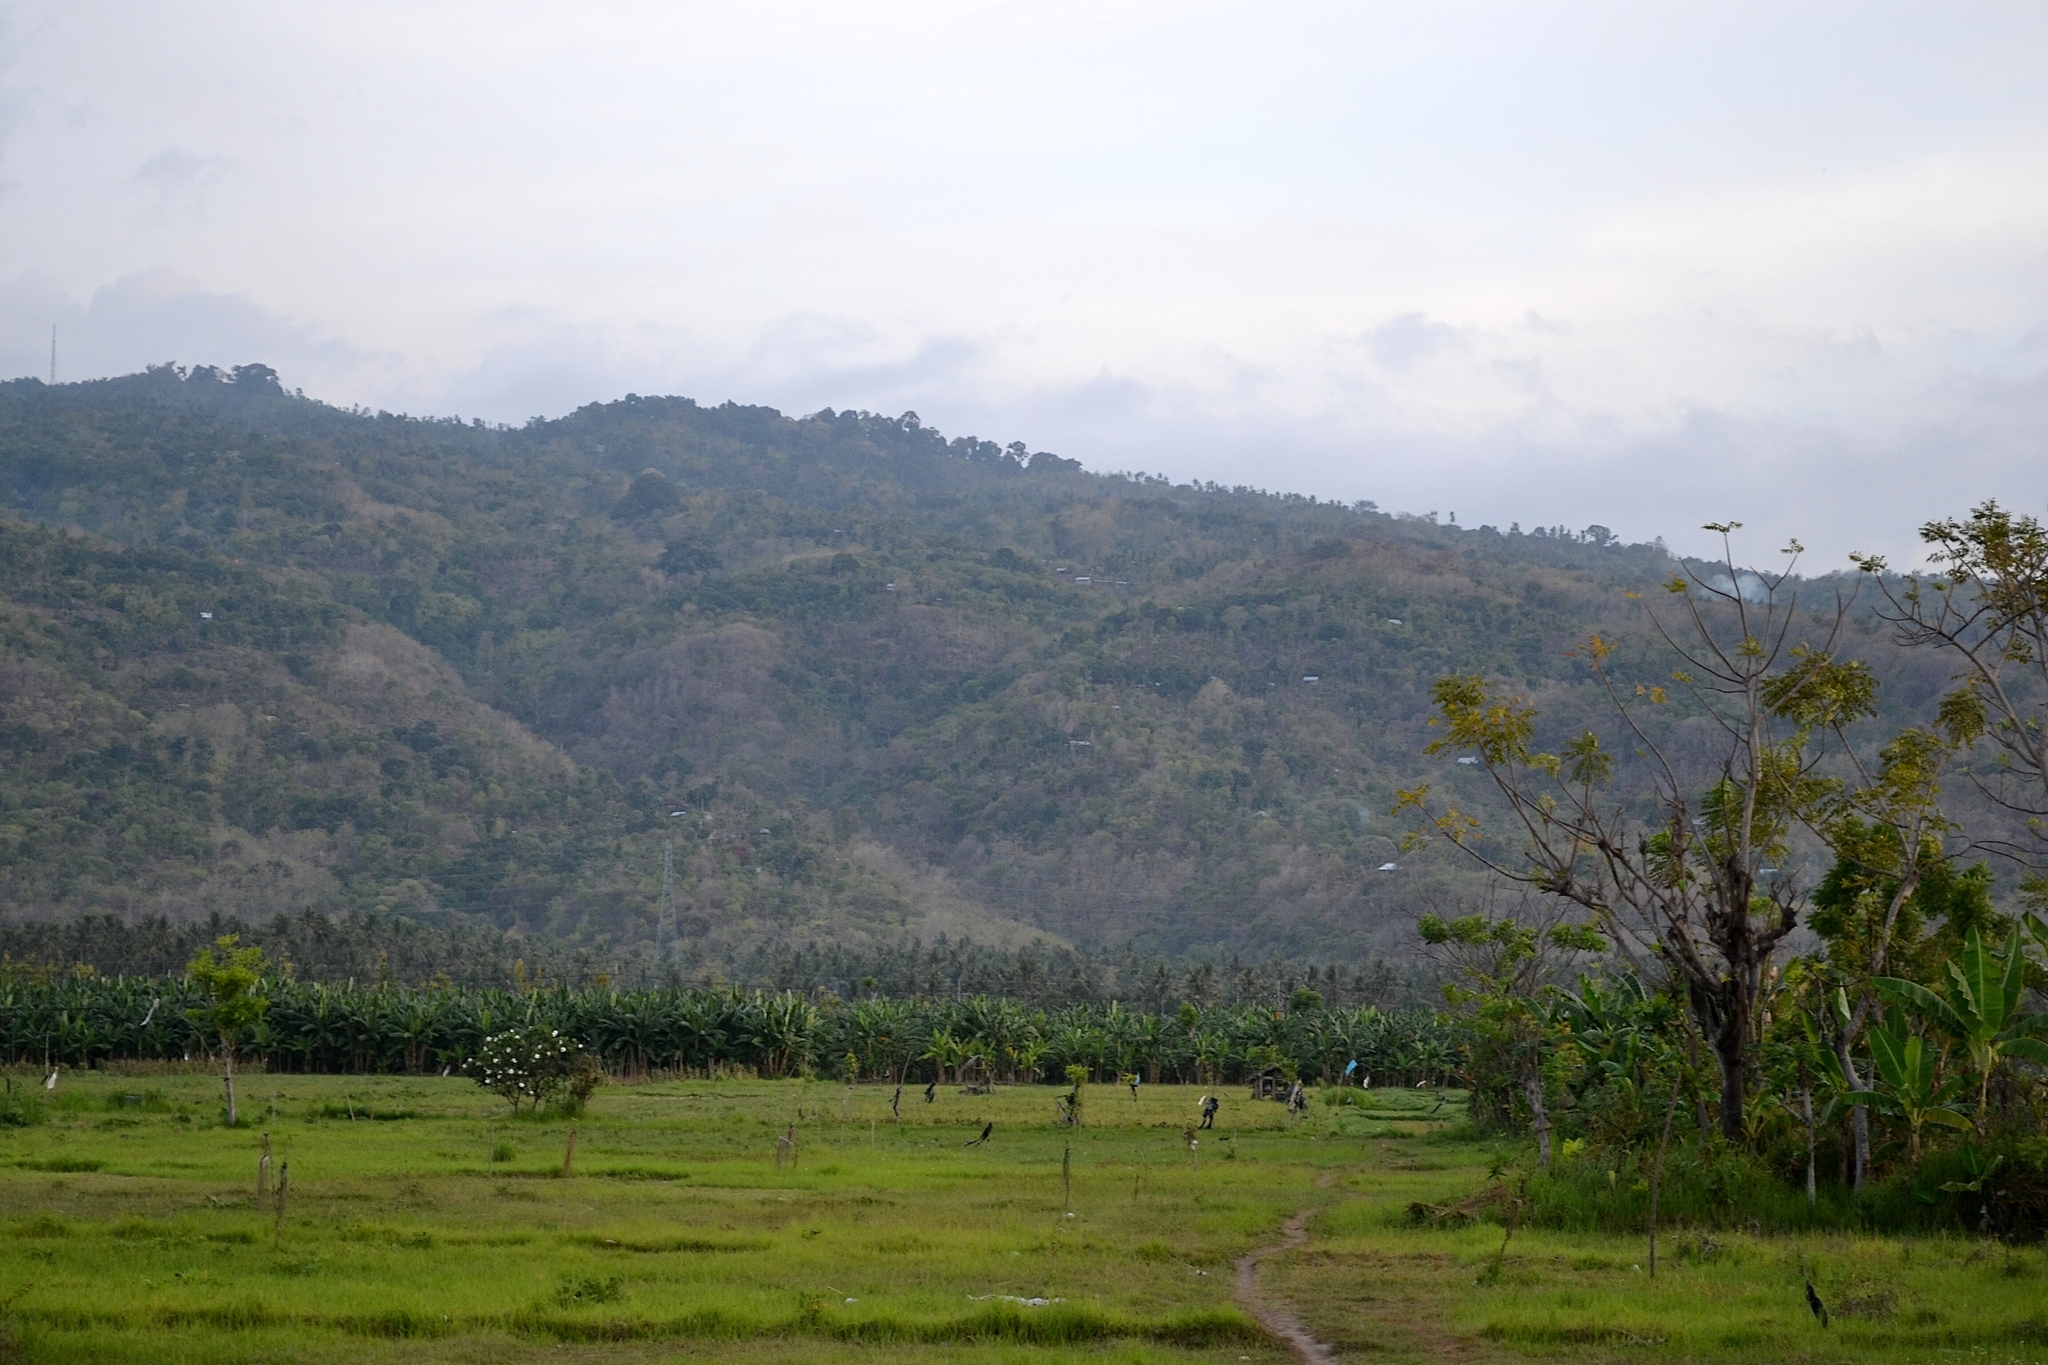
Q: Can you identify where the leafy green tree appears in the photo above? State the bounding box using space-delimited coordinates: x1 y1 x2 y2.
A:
1811 831 2002 990
1763 983 1860 1203
1810 817 1993 1185
1856 501 2048 878
1417 895 1605 1166
186 935 270 1127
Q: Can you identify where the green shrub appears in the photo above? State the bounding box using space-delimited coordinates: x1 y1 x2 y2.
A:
1860 1139 2048 1239
470 1026 587 1114
0 1078 45 1128
553 1274 623 1306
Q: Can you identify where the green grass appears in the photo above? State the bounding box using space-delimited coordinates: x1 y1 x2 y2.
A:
1 1071 2043 1363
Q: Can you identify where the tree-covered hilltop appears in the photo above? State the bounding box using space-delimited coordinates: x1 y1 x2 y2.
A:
0 366 1943 973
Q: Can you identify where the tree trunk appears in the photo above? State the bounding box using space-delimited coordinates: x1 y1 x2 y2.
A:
1802 1087 1816 1205
1838 1036 1870 1190
222 1047 238 1128
1523 1072 1552 1172
1714 1026 1745 1141
1688 969 1753 1143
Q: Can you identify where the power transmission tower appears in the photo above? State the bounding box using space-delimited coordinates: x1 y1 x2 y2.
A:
655 840 677 969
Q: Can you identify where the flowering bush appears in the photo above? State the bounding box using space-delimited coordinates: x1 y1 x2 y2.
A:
470 1026 583 1113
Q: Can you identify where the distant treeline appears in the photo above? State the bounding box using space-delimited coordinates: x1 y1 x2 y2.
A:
721 934 1440 1012
0 912 586 992
0 967 1459 1088
0 910 1444 1012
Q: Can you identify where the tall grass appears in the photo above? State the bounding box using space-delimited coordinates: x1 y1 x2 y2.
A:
1527 1142 1852 1234
1526 1136 2048 1240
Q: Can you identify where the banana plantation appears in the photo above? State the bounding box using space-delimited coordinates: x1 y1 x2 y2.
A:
0 970 1460 1089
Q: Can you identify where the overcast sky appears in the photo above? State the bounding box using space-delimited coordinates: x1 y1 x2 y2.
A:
3 3 2045 564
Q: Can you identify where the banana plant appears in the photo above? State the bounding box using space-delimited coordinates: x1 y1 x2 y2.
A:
1010 1036 1049 1085
919 1026 964 1083
1857 1011 1971 1167
1876 927 2048 1139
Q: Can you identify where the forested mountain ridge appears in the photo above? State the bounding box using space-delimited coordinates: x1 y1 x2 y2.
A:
0 365 1950 980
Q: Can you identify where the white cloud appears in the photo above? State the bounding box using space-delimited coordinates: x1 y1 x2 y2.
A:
0 268 382 396
1364 314 1465 372
131 146 234 213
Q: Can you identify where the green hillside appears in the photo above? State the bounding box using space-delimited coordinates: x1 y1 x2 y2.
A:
0 365 1930 977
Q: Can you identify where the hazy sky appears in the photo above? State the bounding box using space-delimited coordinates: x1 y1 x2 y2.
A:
3 3 2046 564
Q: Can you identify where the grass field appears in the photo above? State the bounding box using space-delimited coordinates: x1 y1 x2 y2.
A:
1 1070 2044 1364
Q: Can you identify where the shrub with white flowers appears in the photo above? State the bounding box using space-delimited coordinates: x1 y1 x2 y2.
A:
470 1025 582 1113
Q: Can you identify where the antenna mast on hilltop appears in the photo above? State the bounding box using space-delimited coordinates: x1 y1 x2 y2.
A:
50 325 56 385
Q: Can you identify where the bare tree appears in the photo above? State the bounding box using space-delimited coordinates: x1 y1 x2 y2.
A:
1399 525 1884 1139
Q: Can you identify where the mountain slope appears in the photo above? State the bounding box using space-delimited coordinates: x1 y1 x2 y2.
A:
0 366 1943 972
